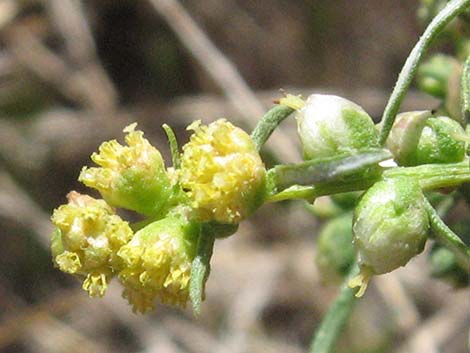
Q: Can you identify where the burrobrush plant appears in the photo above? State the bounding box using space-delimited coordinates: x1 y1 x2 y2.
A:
51 1 470 352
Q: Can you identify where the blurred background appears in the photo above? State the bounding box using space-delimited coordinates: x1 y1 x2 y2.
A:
0 1 468 353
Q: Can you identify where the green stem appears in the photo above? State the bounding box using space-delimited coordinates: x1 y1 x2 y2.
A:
378 0 470 145
424 198 470 272
383 161 470 189
250 105 294 151
309 266 359 353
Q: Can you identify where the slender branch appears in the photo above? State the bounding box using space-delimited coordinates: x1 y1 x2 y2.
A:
424 198 470 272
383 161 470 190
309 266 358 353
250 105 294 151
378 0 470 145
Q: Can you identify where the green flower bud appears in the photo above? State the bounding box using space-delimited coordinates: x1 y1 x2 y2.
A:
51 191 133 297
349 178 429 297
179 119 266 224
296 94 378 160
315 213 355 284
387 112 466 166
79 123 173 217
416 54 460 98
117 216 200 313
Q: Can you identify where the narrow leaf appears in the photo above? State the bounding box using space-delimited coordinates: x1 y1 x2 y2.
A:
271 149 391 190
189 228 216 315
162 123 181 168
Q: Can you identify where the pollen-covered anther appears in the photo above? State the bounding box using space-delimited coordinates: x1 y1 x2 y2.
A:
179 119 266 224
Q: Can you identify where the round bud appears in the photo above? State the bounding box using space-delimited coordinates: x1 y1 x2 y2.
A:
296 94 378 160
350 178 429 296
387 112 466 166
315 213 355 284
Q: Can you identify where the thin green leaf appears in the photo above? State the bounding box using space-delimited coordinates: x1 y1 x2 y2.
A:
189 228 216 315
250 105 294 151
424 198 470 273
379 0 470 145
270 149 391 190
162 123 181 168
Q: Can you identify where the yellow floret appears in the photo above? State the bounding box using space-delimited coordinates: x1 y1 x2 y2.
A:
117 217 198 314
79 123 172 216
179 119 266 224
51 191 133 297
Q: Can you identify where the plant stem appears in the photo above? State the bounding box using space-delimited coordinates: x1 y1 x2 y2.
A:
383 161 470 189
424 198 470 272
250 104 294 151
378 0 470 145
309 265 359 353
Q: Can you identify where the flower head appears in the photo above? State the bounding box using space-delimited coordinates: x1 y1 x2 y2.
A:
179 119 266 224
296 94 378 160
51 191 133 297
349 178 429 296
387 112 466 166
79 123 172 217
117 216 200 313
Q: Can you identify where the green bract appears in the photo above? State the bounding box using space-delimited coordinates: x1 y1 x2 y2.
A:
315 213 355 284
296 94 378 160
387 112 466 166
350 178 429 296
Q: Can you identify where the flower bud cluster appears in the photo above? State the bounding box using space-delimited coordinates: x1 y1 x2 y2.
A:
51 120 266 313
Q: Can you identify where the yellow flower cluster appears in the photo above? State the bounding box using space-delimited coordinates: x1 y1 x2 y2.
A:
179 119 266 224
51 191 133 297
52 120 266 313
